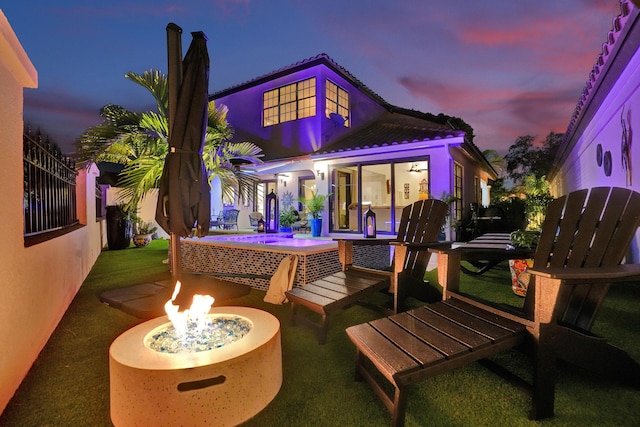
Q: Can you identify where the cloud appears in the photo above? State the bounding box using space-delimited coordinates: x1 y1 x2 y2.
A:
396 73 579 150
397 75 512 112
23 89 104 152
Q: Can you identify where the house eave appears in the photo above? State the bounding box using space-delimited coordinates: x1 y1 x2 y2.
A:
310 136 464 161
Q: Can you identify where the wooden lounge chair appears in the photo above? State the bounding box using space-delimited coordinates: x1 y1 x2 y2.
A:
285 199 449 344
346 187 640 426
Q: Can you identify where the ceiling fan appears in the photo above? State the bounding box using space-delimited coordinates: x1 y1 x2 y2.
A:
408 163 427 173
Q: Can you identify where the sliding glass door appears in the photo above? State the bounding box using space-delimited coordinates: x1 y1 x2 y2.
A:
330 159 429 234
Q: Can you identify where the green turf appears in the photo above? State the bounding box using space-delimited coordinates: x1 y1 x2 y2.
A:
1 238 639 426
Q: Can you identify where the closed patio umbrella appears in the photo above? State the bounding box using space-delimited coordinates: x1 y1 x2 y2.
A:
156 25 210 284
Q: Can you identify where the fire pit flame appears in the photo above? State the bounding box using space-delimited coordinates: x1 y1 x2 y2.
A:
164 280 214 336
146 280 251 354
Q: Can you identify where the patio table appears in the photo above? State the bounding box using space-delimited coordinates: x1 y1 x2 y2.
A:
430 233 535 299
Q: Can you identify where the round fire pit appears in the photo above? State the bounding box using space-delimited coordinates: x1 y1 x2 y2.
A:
109 306 282 427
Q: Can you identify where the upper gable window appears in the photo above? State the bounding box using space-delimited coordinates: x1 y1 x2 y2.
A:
263 77 316 127
325 80 349 127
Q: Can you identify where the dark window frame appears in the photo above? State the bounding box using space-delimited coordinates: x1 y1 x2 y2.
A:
325 79 350 127
263 77 317 127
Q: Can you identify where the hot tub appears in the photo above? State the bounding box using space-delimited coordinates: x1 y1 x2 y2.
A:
201 233 335 248
180 234 390 291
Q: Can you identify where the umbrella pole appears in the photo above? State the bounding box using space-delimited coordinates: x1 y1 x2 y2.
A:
167 23 183 286
169 234 181 284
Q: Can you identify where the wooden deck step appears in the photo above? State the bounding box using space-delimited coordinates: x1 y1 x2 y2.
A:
285 269 390 344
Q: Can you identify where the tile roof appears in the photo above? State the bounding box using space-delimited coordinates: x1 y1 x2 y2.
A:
564 0 635 142
211 53 390 108
315 111 464 156
551 0 638 178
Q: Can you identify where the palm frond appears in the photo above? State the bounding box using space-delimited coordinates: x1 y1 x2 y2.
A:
208 168 240 203
125 70 168 118
224 141 264 163
73 106 146 166
116 155 166 210
138 111 168 140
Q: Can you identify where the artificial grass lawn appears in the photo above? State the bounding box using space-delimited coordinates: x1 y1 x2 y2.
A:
1 238 639 426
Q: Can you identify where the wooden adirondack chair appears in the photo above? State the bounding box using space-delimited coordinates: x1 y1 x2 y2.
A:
285 199 449 343
346 187 640 426
337 198 451 310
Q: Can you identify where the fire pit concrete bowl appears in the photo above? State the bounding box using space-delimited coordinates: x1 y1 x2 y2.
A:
109 306 282 426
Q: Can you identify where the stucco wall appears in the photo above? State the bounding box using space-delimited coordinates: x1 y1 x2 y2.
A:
105 187 170 240
0 11 103 413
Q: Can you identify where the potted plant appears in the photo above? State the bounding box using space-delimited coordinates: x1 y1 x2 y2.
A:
507 175 553 296
133 220 157 248
279 207 297 233
437 191 459 241
105 204 133 250
298 190 330 237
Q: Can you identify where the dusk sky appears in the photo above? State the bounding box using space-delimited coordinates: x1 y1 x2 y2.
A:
3 0 622 155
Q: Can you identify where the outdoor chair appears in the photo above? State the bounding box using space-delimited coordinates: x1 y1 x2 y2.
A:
285 199 449 344
209 212 222 229
249 211 263 229
220 209 239 230
345 187 640 426
292 211 310 233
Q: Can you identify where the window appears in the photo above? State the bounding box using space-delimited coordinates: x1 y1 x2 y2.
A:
474 176 481 204
332 166 358 232
263 77 316 126
453 162 463 223
255 181 277 215
361 164 391 231
325 80 349 127
298 178 316 215
329 159 429 234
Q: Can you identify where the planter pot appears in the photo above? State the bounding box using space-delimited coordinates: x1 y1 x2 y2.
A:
310 218 322 237
279 227 292 233
133 233 153 248
106 206 132 250
508 258 533 297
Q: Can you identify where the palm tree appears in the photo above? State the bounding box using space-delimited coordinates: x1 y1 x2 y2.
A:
482 149 506 176
517 174 554 231
73 69 262 211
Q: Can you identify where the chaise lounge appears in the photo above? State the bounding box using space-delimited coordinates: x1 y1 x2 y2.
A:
346 187 640 426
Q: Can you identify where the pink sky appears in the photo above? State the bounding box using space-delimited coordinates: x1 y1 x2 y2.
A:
2 0 622 154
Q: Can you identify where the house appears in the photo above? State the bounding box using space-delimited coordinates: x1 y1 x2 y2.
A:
211 54 497 239
548 0 640 262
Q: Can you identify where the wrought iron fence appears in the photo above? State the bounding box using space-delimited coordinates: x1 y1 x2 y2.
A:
23 129 78 237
